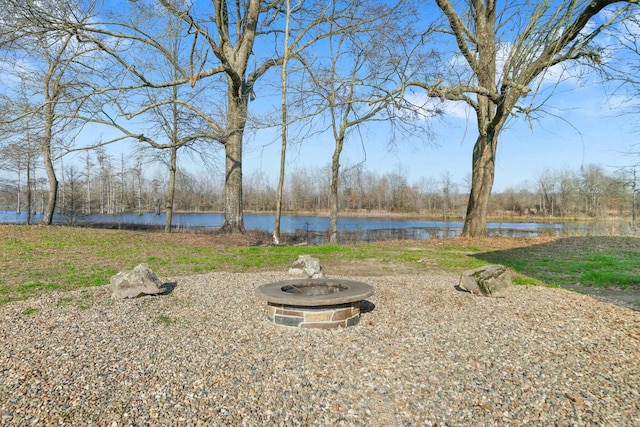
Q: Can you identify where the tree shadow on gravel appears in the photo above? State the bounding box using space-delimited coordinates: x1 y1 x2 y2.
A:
472 236 640 311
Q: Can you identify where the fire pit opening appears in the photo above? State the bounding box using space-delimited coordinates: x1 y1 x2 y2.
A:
281 282 348 296
255 278 374 329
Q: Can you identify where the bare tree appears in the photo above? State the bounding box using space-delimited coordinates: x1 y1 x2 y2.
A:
57 0 349 234
440 171 458 221
303 1 430 242
579 164 610 217
273 0 294 245
0 90 42 223
417 176 438 213
158 0 265 233
537 169 558 216
603 11 640 130
111 15 222 233
3 0 427 236
409 0 639 236
8 1 223 229
59 164 85 225
0 0 130 224
94 147 113 214
623 167 639 228
0 141 40 222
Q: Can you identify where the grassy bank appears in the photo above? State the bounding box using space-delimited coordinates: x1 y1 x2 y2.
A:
1 225 638 305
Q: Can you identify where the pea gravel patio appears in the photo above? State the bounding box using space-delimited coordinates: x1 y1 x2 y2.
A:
1 271 638 426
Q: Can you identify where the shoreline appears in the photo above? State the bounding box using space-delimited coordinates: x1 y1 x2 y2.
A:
167 209 630 224
3 207 626 224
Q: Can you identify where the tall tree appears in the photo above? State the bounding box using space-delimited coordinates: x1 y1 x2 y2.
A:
537 168 559 216
65 0 345 234
273 0 293 245
304 1 431 242
440 170 458 221
157 1 334 233
409 0 639 236
156 0 267 233
102 13 222 233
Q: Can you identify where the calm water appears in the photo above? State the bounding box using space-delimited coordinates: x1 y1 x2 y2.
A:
3 210 633 242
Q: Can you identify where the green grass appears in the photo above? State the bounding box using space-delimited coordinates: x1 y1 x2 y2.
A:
1 225 638 304
157 315 174 326
580 270 639 288
1 281 62 303
475 236 640 289
0 225 489 302
511 275 540 286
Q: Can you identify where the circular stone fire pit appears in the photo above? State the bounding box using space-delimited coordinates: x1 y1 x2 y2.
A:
255 278 374 329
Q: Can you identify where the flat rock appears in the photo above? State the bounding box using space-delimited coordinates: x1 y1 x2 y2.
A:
288 254 325 279
459 264 511 298
110 263 166 299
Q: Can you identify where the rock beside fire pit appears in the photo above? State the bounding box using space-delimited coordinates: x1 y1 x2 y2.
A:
110 264 166 299
459 265 511 298
288 255 325 279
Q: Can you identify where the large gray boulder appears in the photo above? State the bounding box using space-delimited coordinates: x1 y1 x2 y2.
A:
459 264 511 298
288 254 325 279
110 264 166 299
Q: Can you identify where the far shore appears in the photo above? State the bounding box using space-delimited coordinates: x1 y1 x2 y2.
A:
168 209 630 224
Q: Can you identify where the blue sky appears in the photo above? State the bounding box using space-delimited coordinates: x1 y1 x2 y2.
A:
238 2 640 194
3 0 637 196
241 81 638 193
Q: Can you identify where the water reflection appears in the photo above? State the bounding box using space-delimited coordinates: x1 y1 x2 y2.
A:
1 210 635 243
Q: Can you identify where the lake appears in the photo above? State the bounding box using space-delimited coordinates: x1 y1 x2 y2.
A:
2 210 634 243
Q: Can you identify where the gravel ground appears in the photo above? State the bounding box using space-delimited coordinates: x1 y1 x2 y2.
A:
1 271 639 426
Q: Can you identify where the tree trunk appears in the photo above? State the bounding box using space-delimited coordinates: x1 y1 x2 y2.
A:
26 158 32 225
85 151 92 214
273 145 286 243
220 137 245 233
165 147 177 233
16 170 21 214
41 146 58 225
273 126 286 244
41 105 58 226
273 0 291 246
462 132 498 237
329 137 344 243
632 169 637 229
219 88 247 234
41 67 58 225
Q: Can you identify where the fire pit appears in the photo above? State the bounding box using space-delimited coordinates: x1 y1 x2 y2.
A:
255 278 374 329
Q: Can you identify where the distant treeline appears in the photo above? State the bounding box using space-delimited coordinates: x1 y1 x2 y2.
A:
1 154 637 223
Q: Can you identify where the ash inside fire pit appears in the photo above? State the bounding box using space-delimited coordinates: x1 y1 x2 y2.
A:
281 282 348 296
255 278 374 329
